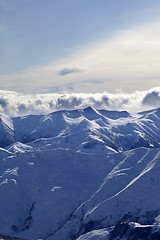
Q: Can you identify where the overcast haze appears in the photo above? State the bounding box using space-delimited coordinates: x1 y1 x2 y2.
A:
0 0 160 93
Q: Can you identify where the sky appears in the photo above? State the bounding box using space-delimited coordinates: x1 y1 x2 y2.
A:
0 0 160 94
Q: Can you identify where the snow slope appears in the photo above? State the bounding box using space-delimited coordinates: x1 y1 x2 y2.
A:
2 106 160 154
0 114 14 147
0 107 160 239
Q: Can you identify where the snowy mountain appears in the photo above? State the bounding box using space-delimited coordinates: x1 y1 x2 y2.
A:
0 107 160 239
0 114 14 147
2 106 160 154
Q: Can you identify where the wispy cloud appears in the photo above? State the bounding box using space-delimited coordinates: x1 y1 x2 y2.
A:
0 87 160 117
0 21 160 93
59 68 81 76
82 79 105 84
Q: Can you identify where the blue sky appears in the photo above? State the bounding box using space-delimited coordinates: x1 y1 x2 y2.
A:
0 0 160 93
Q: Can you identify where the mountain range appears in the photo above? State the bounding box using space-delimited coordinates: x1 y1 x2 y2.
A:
0 107 160 239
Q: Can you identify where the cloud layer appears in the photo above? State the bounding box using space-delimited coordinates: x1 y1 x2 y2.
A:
0 87 160 117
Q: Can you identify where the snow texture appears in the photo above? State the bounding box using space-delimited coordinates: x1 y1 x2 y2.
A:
0 107 160 239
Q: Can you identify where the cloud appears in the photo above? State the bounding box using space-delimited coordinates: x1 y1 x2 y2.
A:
82 79 105 84
59 68 81 76
0 87 160 117
1 21 160 93
142 90 160 106
0 98 8 108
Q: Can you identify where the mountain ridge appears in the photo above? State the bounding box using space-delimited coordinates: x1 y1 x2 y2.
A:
1 106 160 154
0 107 160 239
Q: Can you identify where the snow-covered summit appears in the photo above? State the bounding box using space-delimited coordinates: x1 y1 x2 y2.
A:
0 107 160 239
1 106 160 153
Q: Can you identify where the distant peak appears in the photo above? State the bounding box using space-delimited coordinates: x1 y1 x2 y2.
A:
81 106 96 112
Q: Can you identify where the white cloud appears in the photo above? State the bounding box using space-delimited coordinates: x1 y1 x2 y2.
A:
142 90 160 106
0 21 160 93
0 87 160 117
